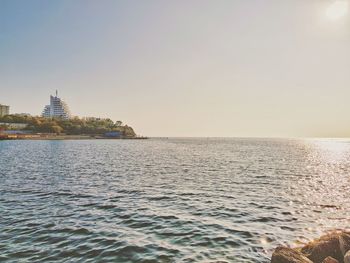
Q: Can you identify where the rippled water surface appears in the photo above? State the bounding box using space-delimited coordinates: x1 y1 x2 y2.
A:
1 138 350 262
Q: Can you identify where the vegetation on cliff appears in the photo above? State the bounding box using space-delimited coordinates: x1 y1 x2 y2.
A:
0 114 136 137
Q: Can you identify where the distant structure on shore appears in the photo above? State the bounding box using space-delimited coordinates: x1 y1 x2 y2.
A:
0 104 10 117
42 91 71 119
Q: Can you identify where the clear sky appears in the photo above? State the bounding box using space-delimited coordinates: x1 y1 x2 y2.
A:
1 0 350 137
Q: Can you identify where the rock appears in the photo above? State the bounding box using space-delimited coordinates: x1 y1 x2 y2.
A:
271 246 313 263
300 233 343 263
322 256 339 263
344 251 350 263
339 232 350 256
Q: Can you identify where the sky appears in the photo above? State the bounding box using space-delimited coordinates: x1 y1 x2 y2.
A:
1 0 350 137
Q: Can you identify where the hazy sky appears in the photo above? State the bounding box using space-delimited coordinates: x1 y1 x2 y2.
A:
1 0 350 137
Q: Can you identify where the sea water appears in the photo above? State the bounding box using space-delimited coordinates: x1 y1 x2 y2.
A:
1 138 350 262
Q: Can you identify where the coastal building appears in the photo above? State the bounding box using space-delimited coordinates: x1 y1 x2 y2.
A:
0 104 10 117
42 91 71 119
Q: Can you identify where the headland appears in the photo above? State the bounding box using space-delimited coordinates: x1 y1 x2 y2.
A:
0 114 144 140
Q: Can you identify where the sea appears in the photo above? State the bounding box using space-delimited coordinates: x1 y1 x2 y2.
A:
1 138 350 262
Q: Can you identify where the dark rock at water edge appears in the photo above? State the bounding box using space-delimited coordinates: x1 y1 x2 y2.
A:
271 231 350 263
322 257 339 263
344 251 350 263
271 247 313 263
340 233 350 257
300 233 343 263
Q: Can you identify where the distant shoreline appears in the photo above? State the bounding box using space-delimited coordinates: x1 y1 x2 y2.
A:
0 134 148 141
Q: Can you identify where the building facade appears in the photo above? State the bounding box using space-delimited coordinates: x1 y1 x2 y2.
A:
0 104 10 117
42 91 71 119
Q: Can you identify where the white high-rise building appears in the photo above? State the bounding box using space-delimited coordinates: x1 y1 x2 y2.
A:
42 91 71 119
0 104 10 117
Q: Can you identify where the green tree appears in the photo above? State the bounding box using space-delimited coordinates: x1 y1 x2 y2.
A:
51 125 63 134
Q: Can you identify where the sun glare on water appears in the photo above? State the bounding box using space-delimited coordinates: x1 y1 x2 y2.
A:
326 0 349 20
311 139 350 162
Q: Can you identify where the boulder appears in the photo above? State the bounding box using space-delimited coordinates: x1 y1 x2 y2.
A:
271 246 313 263
301 233 343 263
339 232 350 256
322 256 339 263
344 251 350 263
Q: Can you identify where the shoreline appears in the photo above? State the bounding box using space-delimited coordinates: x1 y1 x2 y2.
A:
0 134 148 141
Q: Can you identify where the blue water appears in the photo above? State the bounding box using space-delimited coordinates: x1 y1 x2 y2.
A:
1 138 350 262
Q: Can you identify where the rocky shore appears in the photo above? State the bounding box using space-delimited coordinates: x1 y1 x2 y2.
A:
271 231 350 263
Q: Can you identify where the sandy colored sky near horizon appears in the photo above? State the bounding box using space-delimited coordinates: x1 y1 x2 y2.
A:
1 0 350 137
